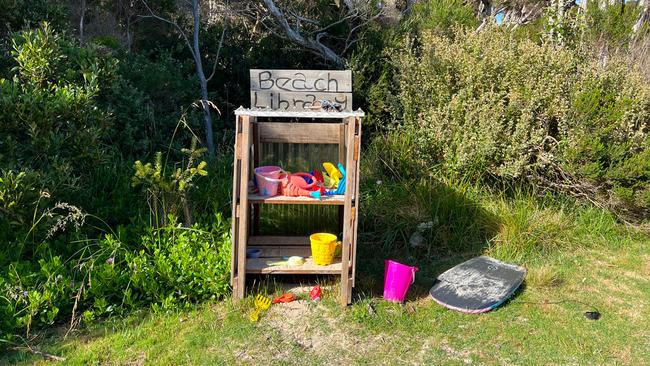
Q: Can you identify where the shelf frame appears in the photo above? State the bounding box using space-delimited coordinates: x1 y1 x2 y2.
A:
231 112 362 306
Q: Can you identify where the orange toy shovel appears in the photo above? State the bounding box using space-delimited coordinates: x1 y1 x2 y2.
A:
272 293 295 304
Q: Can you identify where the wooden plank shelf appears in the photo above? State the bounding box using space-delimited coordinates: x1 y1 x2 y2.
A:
248 194 345 205
248 236 312 258
249 236 310 246
248 246 311 258
246 257 341 274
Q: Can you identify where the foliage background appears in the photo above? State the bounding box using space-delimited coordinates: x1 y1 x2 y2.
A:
0 0 649 345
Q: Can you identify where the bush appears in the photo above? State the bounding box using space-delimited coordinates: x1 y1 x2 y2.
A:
582 2 646 47
0 216 231 339
379 26 649 219
393 27 577 177
125 216 231 308
0 22 114 195
0 170 45 246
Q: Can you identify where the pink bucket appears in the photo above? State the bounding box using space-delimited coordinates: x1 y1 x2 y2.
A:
254 166 284 197
383 260 418 302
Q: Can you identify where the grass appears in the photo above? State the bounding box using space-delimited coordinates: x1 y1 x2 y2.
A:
3 175 650 365
3 241 649 365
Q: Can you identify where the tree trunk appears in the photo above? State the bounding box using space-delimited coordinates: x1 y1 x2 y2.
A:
80 0 86 43
191 0 215 157
181 195 193 226
126 13 133 52
634 2 650 33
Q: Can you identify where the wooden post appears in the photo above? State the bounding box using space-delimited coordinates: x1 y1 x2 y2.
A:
235 115 252 300
341 116 356 305
230 116 242 288
351 117 362 287
338 121 346 235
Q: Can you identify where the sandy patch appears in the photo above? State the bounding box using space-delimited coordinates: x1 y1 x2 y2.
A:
265 300 357 359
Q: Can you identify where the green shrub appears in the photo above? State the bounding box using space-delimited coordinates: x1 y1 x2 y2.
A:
393 27 577 177
125 216 231 308
562 59 650 216
106 50 198 157
0 23 114 192
0 170 45 246
583 2 646 47
380 26 649 219
132 137 209 227
409 0 479 36
0 216 231 340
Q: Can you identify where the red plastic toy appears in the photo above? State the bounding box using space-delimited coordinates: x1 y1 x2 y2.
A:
309 285 322 302
272 293 295 304
279 172 321 198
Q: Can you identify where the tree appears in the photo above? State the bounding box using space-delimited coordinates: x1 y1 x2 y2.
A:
113 0 146 51
141 0 223 157
257 0 382 66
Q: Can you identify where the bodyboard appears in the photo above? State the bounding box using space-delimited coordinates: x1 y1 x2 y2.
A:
429 256 526 314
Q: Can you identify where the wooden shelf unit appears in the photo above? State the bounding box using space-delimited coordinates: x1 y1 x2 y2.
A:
230 108 364 305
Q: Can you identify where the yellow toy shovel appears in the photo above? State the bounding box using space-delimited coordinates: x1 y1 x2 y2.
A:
249 294 271 322
323 162 342 188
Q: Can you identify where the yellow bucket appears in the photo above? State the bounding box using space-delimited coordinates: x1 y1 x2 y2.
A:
310 233 339 266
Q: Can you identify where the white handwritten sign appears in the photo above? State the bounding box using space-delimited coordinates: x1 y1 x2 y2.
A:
250 69 352 112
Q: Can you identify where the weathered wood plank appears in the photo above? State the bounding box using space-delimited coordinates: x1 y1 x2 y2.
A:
351 117 362 287
230 116 242 287
250 91 352 112
248 236 310 246
248 194 345 205
248 246 312 258
257 122 341 144
235 115 252 300
250 69 352 92
338 123 346 234
340 116 356 305
252 123 261 236
246 257 341 274
235 108 364 118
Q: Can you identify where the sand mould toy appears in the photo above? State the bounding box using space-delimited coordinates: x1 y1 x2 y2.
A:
279 172 322 198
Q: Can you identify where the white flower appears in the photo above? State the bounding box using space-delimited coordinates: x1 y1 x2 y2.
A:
417 221 434 231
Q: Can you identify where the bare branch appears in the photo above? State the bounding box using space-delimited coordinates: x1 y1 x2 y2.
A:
206 25 227 83
4 338 66 362
262 0 344 65
309 9 359 35
342 11 382 54
10 346 66 362
288 10 320 26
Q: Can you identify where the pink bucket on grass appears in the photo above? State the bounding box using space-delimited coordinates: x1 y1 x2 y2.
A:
254 166 284 197
383 260 418 302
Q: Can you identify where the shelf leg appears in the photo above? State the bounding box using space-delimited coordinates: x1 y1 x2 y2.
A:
340 116 357 306
230 116 242 289
235 115 252 300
